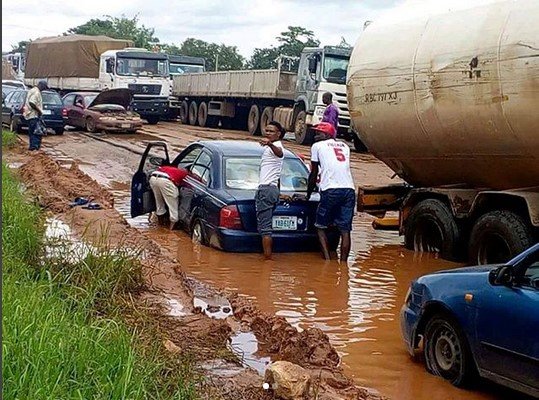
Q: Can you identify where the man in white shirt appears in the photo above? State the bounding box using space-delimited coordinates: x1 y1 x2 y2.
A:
256 121 285 259
307 122 355 262
24 80 48 151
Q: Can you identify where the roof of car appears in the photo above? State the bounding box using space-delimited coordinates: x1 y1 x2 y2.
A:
63 92 100 97
198 140 296 157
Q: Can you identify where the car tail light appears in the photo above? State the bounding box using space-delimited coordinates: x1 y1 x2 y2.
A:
61 108 67 117
219 205 243 230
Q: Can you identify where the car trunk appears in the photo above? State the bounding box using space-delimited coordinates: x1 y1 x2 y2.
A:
227 189 319 233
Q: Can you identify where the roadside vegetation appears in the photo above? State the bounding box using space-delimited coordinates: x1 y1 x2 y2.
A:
2 130 197 399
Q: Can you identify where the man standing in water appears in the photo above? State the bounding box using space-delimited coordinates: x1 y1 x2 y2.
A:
307 122 355 262
256 121 286 260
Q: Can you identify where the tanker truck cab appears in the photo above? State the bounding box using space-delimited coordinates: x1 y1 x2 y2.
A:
100 49 170 124
295 46 358 148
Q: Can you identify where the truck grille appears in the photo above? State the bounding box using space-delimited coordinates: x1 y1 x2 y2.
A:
128 84 162 95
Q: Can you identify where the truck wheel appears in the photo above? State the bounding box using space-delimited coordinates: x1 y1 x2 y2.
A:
247 105 261 135
353 133 367 152
405 199 461 260
294 111 313 145
260 106 274 133
468 210 533 265
180 101 189 124
188 101 198 126
85 117 97 133
146 116 159 125
198 102 209 127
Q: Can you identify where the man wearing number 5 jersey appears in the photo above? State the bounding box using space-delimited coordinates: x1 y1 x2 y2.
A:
307 122 355 262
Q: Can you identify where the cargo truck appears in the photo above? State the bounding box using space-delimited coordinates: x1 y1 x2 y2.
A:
172 46 364 150
24 35 171 125
347 0 539 264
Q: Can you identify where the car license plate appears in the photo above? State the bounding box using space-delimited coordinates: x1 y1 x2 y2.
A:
42 110 52 115
121 123 131 128
272 216 297 230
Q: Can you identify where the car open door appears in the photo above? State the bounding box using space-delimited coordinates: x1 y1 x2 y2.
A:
131 142 170 218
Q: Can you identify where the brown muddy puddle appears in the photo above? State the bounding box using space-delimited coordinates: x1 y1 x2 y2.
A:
110 195 528 400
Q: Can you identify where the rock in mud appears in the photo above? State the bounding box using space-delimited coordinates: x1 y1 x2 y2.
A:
265 361 311 400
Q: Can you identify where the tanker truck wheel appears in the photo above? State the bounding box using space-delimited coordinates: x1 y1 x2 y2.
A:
188 101 198 126
180 101 189 124
468 210 533 265
294 111 314 145
405 199 461 261
247 105 261 136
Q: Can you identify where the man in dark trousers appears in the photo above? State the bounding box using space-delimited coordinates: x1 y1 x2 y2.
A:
24 80 48 151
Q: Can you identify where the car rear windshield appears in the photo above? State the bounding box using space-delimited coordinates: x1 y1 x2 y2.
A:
42 92 62 105
225 157 308 191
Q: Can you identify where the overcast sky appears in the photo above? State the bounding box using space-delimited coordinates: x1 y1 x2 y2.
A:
2 0 503 58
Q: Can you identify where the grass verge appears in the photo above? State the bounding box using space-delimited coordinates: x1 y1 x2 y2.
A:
2 158 198 399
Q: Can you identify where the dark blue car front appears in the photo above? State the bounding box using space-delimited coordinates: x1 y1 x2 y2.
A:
131 140 338 253
401 243 539 397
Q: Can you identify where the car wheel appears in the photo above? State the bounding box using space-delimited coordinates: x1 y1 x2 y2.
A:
424 315 476 387
85 117 97 133
54 128 64 135
468 210 533 265
146 116 159 125
191 220 207 246
10 117 22 134
404 199 462 261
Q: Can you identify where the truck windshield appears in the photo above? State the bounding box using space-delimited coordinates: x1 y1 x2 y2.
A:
116 57 168 77
169 63 205 75
323 55 349 84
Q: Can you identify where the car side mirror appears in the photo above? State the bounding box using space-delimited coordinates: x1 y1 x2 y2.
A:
488 265 514 286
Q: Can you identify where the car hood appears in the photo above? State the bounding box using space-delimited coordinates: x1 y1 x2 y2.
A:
432 264 502 275
88 89 133 109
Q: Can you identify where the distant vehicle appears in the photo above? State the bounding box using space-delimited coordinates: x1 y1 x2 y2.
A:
166 55 206 120
62 89 142 133
401 243 539 398
131 140 338 252
2 80 26 90
1 89 66 135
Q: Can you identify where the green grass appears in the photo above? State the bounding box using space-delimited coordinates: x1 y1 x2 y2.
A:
2 161 198 400
2 129 17 148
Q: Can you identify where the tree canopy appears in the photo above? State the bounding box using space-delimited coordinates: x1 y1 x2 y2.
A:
172 38 244 71
247 26 320 70
67 15 159 49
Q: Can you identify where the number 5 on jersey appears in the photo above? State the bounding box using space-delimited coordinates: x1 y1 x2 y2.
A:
333 148 346 162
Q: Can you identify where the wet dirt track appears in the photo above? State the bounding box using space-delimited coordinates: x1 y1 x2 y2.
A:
35 122 529 400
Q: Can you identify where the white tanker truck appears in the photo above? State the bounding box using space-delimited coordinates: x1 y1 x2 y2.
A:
348 0 539 264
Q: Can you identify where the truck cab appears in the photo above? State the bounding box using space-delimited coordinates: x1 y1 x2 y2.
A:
168 55 206 77
3 52 25 81
295 46 355 146
100 48 171 124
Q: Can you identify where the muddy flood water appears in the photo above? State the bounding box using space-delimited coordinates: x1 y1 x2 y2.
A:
41 131 530 400
114 196 526 400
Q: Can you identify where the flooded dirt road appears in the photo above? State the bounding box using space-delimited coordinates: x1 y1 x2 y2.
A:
36 124 529 400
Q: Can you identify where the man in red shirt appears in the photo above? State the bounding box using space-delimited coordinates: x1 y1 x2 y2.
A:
149 163 188 230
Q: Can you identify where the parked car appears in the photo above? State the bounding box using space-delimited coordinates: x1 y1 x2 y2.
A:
62 89 142 133
2 80 25 100
131 140 338 252
1 89 66 135
401 243 539 397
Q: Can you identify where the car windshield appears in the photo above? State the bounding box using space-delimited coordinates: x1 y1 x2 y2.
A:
42 92 62 105
225 157 308 191
84 95 97 105
116 57 168 77
169 63 205 75
323 55 349 84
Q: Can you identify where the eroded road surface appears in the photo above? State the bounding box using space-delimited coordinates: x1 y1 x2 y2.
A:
35 122 529 400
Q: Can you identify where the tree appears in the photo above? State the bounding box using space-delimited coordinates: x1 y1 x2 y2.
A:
11 40 31 54
67 15 159 49
247 26 320 70
178 38 244 71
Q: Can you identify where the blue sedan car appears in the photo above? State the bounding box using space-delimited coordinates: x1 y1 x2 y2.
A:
401 243 539 397
131 140 338 252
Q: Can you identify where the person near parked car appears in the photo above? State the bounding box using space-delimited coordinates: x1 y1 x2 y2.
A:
256 121 286 260
24 80 48 151
321 92 339 133
307 122 355 262
149 163 188 230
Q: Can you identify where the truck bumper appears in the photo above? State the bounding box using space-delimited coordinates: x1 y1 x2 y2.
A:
131 99 169 117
